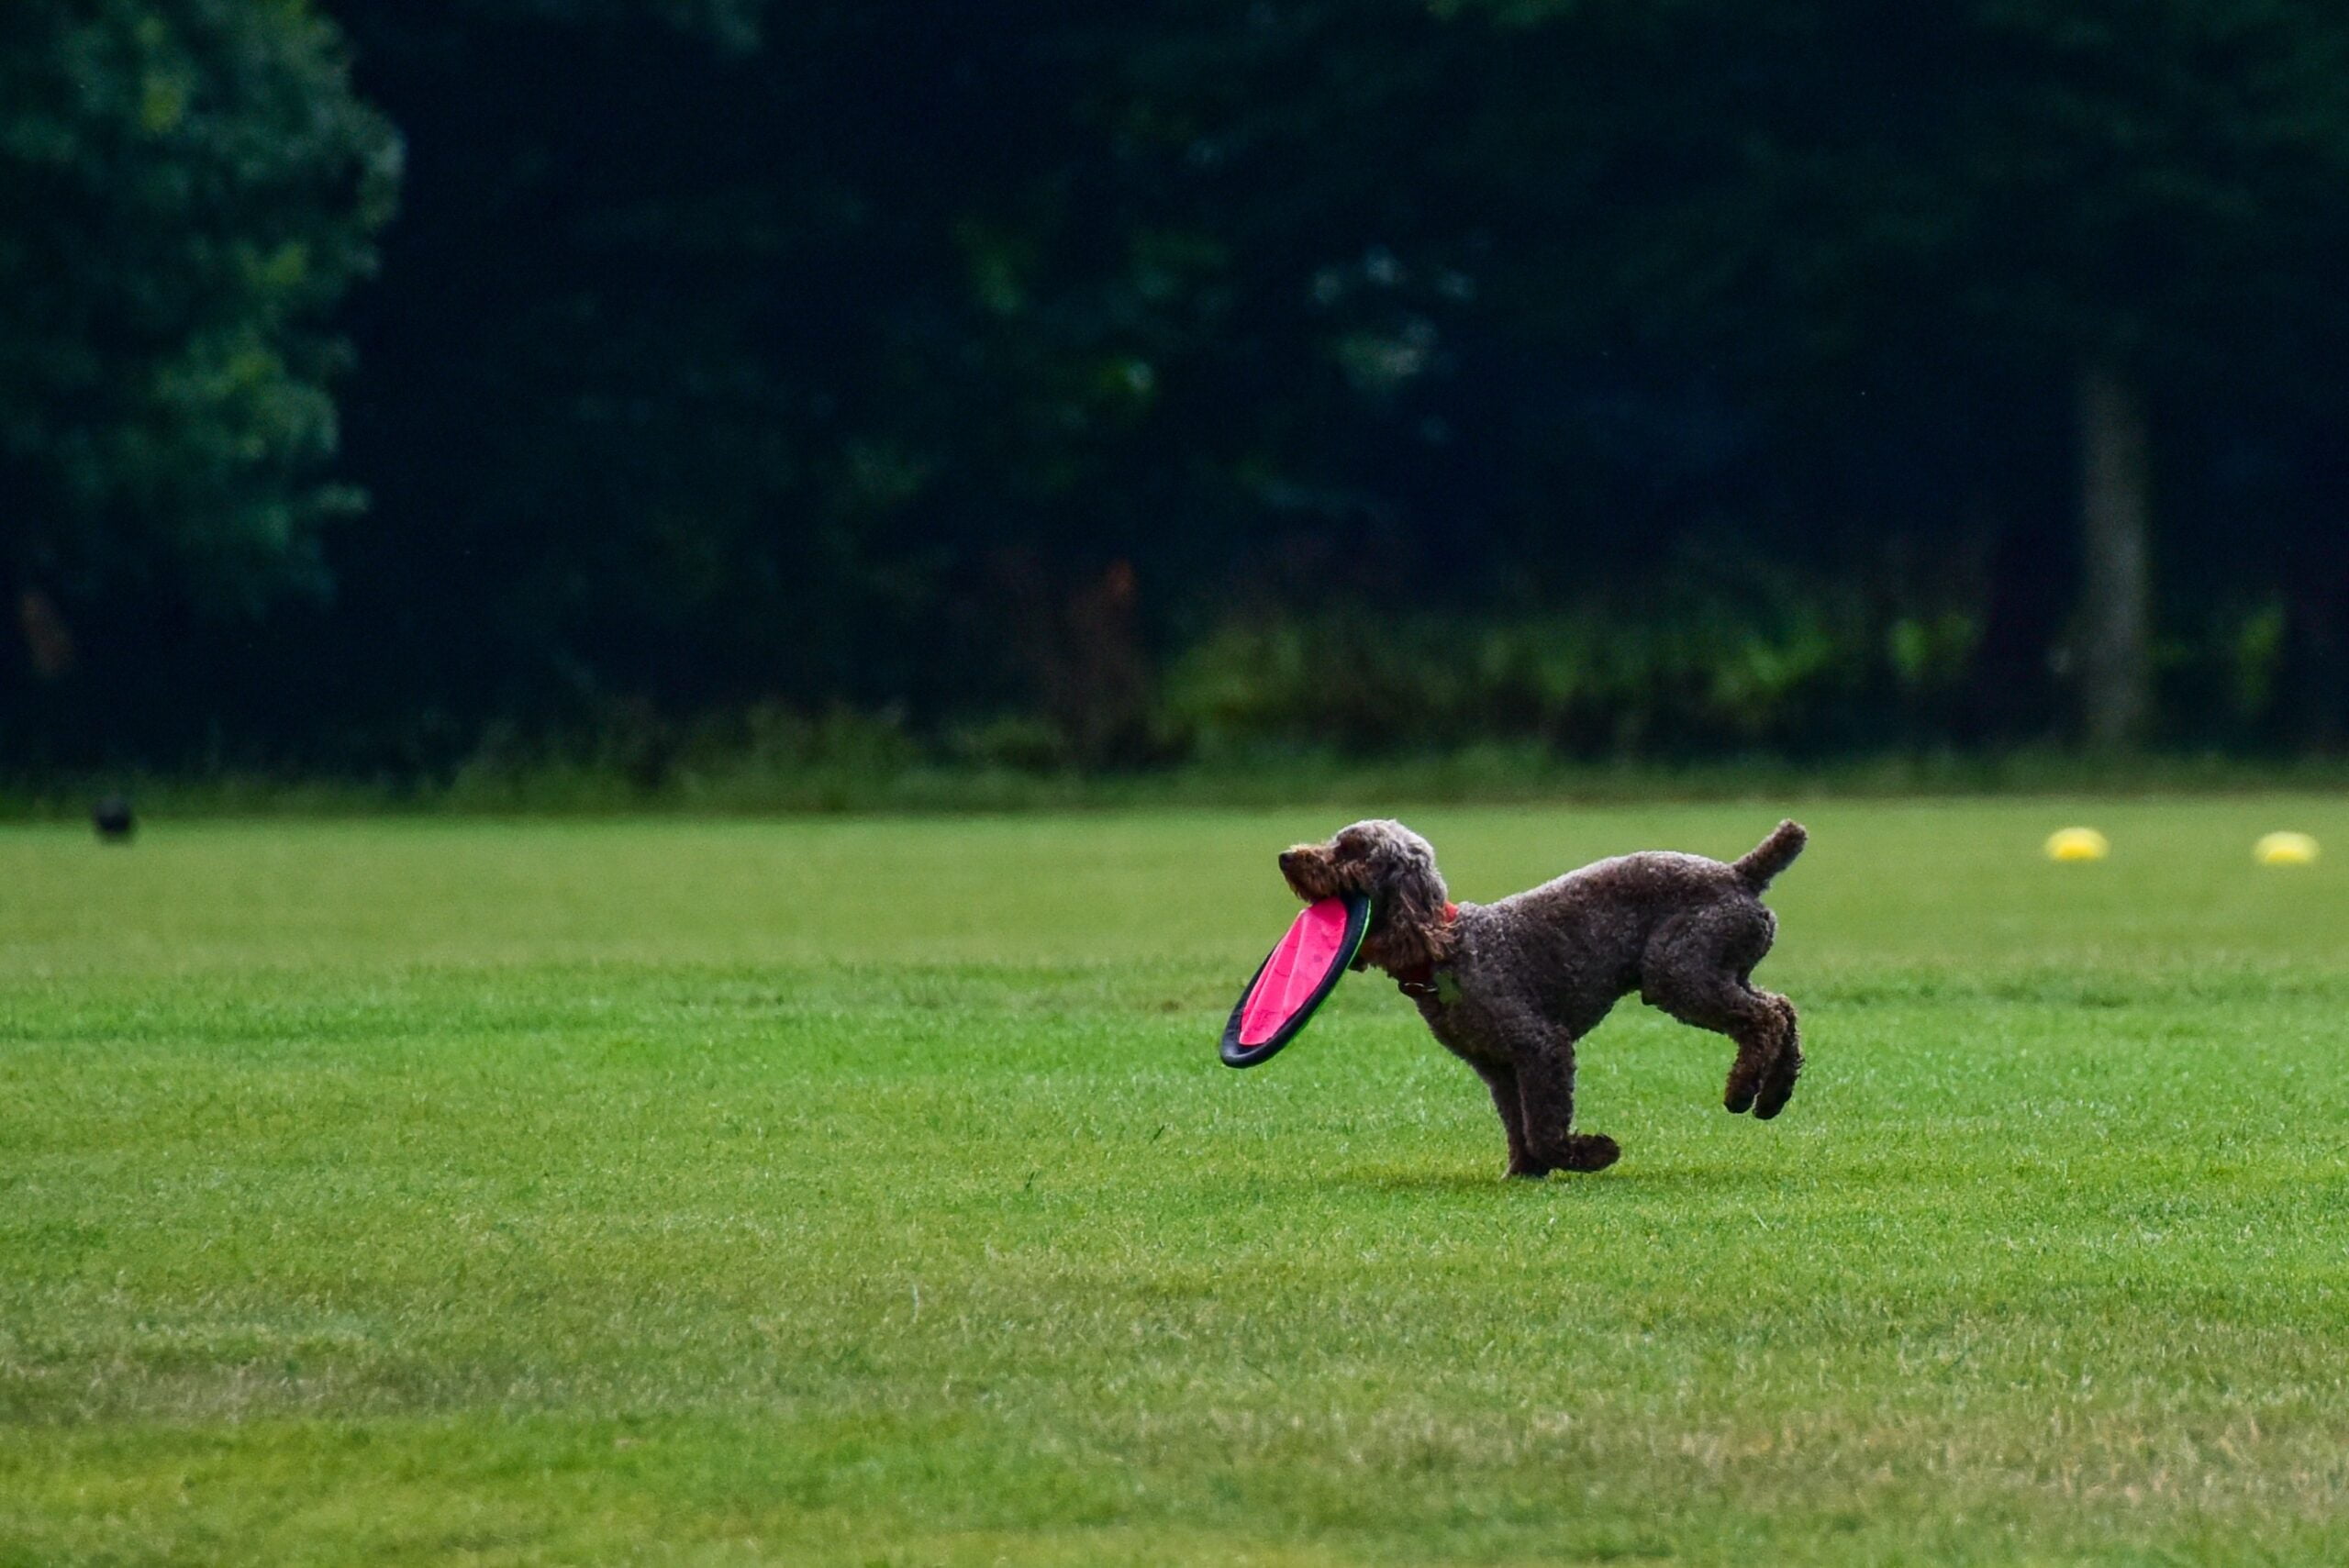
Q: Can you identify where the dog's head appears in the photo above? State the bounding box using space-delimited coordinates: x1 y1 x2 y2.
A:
1277 818 1453 976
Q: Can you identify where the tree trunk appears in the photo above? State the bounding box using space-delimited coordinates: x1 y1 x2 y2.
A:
2076 361 2153 749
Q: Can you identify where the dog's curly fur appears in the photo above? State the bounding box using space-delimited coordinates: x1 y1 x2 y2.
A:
1278 818 1807 1176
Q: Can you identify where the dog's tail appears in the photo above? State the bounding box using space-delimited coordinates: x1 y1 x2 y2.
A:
1733 819 1808 890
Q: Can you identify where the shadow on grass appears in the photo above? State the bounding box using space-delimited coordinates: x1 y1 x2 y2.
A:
1337 1164 1512 1196
1334 1157 1804 1198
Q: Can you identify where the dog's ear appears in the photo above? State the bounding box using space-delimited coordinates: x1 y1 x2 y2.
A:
1369 873 1453 974
1359 824 1453 974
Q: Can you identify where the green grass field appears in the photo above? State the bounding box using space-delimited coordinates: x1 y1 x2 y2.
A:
6 802 2349 1565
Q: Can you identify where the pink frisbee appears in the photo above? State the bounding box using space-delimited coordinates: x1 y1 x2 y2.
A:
1219 895 1372 1068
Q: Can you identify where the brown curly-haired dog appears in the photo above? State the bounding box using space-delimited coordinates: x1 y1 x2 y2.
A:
1277 818 1807 1176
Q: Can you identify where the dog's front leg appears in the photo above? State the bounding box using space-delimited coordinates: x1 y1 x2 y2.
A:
1514 1030 1621 1174
1472 1062 1542 1177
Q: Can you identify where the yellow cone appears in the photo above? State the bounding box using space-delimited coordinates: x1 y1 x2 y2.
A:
2044 827 2110 862
2255 831 2320 866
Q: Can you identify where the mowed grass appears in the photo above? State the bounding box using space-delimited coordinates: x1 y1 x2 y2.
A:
6 803 2349 1566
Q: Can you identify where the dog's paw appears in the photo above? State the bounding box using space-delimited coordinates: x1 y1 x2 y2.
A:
1753 1070 1800 1120
1724 1083 1757 1116
1559 1134 1620 1173
1506 1156 1552 1179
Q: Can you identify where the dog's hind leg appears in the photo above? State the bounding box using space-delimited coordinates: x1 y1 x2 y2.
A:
1642 964 1795 1118
1642 910 1798 1118
1751 994 1801 1119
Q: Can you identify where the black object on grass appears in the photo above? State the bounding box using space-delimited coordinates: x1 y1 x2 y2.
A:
93 795 137 842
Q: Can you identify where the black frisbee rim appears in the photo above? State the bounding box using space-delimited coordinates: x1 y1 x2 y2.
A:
1219 895 1373 1068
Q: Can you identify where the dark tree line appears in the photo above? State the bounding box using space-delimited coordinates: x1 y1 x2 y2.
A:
6 0 2349 776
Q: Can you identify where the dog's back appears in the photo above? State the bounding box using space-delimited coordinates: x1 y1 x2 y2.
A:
1462 822 1805 1032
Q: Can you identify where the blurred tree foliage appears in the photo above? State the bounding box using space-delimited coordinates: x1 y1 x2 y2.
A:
6 0 2349 774
0 0 397 645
